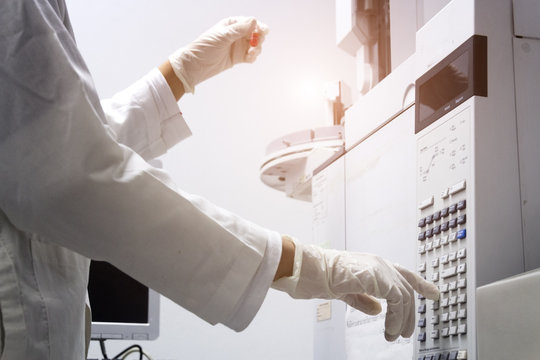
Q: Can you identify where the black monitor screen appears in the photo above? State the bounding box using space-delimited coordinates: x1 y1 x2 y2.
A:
418 52 469 123
88 261 149 324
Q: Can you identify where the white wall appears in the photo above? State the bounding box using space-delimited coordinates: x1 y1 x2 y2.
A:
66 0 357 359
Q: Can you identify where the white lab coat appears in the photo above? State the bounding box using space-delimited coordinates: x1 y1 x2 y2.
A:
0 1 282 359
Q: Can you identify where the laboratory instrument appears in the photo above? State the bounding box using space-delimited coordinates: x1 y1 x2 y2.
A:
262 0 540 358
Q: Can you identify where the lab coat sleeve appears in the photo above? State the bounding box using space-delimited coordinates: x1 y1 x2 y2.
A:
100 68 192 161
177 191 283 329
0 0 280 331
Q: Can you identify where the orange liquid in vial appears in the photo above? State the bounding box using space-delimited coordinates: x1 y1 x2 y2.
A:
250 32 259 47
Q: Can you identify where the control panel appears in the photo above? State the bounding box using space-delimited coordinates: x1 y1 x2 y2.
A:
415 104 473 360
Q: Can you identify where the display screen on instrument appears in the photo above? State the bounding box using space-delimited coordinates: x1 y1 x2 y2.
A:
418 52 469 123
415 35 487 134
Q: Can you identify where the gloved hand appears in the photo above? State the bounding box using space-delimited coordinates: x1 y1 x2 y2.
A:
169 16 269 93
272 237 440 342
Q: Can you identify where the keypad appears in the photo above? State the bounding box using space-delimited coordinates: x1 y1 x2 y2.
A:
416 182 468 360
417 350 467 360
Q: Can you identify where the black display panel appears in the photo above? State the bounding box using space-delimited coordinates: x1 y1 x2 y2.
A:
88 261 149 323
415 35 487 133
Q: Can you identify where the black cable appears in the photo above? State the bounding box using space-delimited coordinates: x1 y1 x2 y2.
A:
98 339 109 360
111 344 143 360
91 338 145 360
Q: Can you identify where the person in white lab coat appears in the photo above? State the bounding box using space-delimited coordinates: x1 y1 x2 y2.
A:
0 1 439 359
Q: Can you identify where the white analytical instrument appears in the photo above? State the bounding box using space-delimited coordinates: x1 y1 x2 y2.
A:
313 0 540 359
261 0 540 358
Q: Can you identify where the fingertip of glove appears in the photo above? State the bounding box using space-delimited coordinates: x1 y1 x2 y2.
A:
366 301 382 315
384 331 399 342
425 283 441 300
402 327 415 339
247 17 257 29
246 47 262 62
257 22 270 35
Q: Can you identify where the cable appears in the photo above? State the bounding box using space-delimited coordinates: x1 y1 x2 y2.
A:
117 347 154 360
111 344 143 360
98 339 109 360
92 339 152 360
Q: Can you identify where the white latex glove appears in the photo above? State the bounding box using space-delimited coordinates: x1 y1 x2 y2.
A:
272 238 440 342
169 16 269 93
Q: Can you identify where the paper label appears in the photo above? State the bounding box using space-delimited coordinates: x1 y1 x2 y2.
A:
317 301 332 322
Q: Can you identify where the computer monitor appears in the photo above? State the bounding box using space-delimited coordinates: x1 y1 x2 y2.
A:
88 260 160 341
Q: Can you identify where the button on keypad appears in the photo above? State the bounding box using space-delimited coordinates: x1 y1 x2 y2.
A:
416 186 469 358
441 235 449 245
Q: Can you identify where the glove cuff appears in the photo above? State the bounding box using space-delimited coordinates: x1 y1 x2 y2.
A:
271 236 303 295
168 51 195 94
271 239 337 300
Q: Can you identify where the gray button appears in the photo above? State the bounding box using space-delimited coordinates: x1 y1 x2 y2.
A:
441 312 450 322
